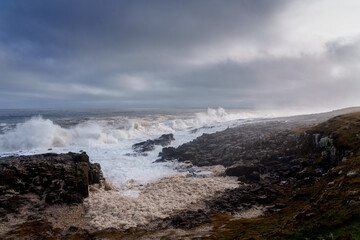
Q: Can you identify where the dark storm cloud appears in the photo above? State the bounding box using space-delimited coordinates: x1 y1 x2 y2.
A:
0 0 359 110
0 0 283 57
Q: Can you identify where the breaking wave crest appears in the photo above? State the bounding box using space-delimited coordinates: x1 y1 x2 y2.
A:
0 117 70 151
0 107 264 152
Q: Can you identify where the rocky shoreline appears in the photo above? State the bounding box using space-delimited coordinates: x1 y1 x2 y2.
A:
154 119 339 230
1 109 360 239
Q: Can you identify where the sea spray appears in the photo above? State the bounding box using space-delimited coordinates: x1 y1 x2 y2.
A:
0 107 256 152
0 116 71 151
0 108 271 187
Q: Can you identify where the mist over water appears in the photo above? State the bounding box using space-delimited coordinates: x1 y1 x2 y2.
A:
0 108 280 187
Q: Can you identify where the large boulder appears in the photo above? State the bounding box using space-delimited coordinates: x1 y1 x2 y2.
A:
0 152 104 216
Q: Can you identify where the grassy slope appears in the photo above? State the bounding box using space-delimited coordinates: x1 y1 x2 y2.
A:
207 112 360 240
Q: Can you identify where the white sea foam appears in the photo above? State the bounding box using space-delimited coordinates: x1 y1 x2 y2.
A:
85 174 239 230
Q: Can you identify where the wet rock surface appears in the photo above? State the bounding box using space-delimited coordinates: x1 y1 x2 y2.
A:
132 133 175 153
0 152 103 217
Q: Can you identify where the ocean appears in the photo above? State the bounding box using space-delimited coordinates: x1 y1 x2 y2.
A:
0 108 280 189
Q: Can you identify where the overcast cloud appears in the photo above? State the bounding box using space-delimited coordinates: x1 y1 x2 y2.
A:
0 0 360 111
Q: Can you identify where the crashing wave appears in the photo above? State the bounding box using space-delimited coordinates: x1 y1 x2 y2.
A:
0 108 257 152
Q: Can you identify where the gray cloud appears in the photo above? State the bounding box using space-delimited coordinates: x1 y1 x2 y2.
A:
0 0 359 111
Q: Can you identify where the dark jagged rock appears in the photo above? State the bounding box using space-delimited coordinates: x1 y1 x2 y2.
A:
157 121 302 167
132 133 175 153
206 183 280 213
0 152 104 216
157 119 347 188
225 161 260 183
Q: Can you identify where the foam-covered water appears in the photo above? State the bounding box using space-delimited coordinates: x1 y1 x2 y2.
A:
0 108 277 187
85 174 239 230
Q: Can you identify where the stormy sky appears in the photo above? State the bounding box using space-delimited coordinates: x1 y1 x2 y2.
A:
0 0 360 111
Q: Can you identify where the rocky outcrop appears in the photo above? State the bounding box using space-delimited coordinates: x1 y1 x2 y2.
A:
158 119 349 188
157 115 359 231
132 133 175 153
0 152 103 217
158 121 299 167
